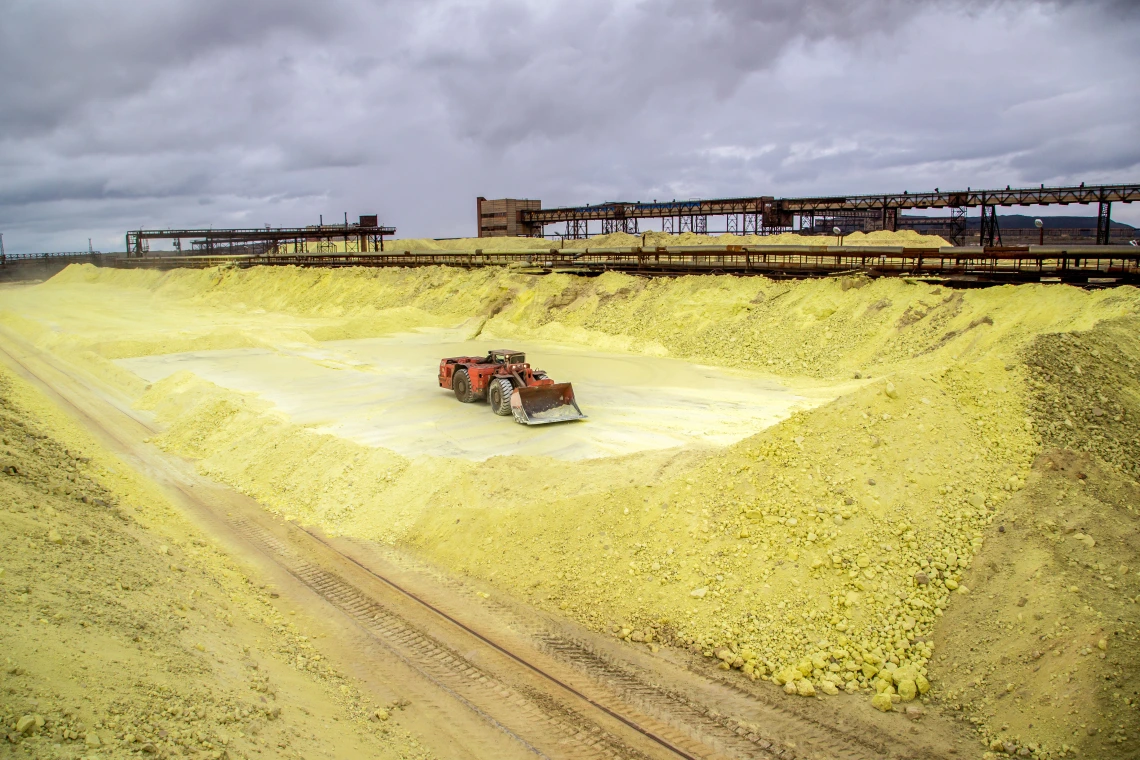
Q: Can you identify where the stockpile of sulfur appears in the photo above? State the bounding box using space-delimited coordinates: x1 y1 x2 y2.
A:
5 263 1140 758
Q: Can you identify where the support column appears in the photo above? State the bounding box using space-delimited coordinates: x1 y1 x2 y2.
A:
979 204 1002 247
881 206 897 232
1096 201 1112 245
949 207 967 247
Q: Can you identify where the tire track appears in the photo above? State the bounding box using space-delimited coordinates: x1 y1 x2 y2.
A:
0 331 903 760
225 515 677 760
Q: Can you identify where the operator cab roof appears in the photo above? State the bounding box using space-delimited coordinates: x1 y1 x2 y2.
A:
488 349 525 363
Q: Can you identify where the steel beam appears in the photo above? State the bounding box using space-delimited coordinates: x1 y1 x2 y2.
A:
105 245 1140 286
125 223 397 258
1097 201 1113 245
519 183 1140 231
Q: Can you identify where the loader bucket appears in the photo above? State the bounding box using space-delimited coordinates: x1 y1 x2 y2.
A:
510 383 586 425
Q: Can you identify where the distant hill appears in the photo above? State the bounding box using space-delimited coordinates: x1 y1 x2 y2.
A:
903 214 1135 231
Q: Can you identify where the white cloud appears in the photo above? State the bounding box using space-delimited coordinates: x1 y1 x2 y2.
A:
701 145 778 161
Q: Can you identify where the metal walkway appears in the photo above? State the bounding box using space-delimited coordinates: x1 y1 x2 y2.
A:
108 243 1140 286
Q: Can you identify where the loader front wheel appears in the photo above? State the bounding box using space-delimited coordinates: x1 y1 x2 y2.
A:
489 377 514 416
453 368 477 403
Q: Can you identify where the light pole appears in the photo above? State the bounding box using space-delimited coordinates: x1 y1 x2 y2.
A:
1034 218 1044 246
833 226 843 246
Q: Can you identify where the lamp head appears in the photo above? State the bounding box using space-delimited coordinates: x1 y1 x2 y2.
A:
1034 219 1044 229
833 226 842 236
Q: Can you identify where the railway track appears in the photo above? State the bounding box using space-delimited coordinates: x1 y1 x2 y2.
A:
0 330 960 760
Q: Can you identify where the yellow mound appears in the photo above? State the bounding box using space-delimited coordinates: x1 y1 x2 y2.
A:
5 263 1139 753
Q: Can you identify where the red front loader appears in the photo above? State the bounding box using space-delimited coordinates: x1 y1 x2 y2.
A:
438 349 586 425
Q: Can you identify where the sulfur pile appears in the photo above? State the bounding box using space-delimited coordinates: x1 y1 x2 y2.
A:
3 263 1140 758
0 365 432 758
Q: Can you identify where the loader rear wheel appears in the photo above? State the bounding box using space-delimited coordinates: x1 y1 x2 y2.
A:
488 377 514 416
453 368 477 403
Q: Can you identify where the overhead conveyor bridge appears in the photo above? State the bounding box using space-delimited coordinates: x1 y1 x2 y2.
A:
125 218 396 258
513 183 1140 245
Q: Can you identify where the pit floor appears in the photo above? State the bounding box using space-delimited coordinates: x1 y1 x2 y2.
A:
119 330 831 460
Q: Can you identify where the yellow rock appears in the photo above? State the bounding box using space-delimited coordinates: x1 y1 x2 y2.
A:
915 674 931 694
871 693 894 712
795 679 816 697
775 668 798 686
896 679 917 701
1073 533 1096 549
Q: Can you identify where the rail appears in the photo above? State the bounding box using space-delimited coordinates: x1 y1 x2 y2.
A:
2 251 106 262
105 244 1140 285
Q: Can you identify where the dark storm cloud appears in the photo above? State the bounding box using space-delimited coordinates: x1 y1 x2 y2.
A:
0 0 346 136
416 0 942 148
0 0 1137 252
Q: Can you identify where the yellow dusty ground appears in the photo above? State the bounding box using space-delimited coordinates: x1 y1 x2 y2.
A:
0 365 432 758
2 265 1139 759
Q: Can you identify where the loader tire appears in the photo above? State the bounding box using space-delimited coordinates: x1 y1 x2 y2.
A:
453 368 477 403
489 377 514 416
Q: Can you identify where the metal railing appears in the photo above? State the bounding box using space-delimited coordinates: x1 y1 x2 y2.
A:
105 244 1140 285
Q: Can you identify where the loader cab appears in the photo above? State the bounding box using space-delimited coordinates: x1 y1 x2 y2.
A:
488 350 526 365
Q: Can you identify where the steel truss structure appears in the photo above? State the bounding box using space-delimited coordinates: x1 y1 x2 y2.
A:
517 183 1139 244
1 251 106 262
109 243 1140 287
125 220 396 258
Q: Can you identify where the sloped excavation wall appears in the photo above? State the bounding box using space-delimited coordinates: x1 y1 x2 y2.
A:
4 263 1140 758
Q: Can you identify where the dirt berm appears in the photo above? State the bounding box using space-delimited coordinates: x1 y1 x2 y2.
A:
0 365 433 758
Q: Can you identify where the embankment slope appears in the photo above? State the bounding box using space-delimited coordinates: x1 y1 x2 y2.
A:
4 264 1140 759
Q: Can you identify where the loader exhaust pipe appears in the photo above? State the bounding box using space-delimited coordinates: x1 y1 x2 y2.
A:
510 383 586 425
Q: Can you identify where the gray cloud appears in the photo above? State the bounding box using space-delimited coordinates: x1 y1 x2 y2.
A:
0 0 344 136
0 0 1138 252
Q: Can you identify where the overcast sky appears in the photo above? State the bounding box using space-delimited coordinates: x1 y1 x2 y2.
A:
1 0 1138 252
